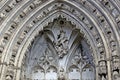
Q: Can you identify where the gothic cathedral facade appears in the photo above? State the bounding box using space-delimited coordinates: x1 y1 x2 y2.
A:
0 0 120 80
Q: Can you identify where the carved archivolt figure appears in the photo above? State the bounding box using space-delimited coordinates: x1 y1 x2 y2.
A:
98 60 107 80
112 55 120 80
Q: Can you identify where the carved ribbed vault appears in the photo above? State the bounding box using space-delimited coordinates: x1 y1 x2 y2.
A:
0 0 120 80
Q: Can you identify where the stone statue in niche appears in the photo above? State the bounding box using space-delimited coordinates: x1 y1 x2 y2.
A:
54 30 68 58
112 55 120 80
98 60 107 80
5 66 14 80
112 55 120 71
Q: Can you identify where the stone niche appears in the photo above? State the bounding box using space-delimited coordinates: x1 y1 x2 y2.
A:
21 17 95 80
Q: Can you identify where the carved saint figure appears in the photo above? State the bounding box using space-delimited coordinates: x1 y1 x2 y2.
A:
112 55 120 80
99 60 107 80
54 30 68 58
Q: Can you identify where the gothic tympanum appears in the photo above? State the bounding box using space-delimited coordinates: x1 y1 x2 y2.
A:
22 18 95 80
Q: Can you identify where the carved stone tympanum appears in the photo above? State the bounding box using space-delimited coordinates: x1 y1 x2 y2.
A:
22 18 95 80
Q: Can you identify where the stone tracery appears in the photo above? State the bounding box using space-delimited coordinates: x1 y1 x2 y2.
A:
22 18 95 80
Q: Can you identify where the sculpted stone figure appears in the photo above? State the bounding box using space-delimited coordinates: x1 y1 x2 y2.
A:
98 60 107 80
112 55 120 80
5 66 14 80
112 55 120 70
54 30 68 58
0 13 5 21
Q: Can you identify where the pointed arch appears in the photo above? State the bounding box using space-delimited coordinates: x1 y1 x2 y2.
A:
0 0 119 80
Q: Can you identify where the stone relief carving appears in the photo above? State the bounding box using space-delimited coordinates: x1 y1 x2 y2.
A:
21 18 95 80
38 49 55 70
98 60 107 80
112 55 120 80
0 0 120 79
5 65 14 80
54 30 68 58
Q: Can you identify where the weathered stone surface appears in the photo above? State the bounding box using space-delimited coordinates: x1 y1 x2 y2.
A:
0 0 119 80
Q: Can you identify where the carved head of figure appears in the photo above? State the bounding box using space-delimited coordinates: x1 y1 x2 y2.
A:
99 60 106 67
112 55 120 71
98 60 107 75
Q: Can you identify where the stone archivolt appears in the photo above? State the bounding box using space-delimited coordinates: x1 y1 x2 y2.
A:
0 0 119 80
